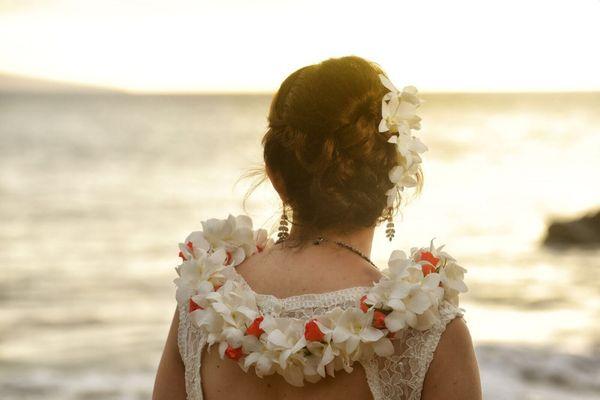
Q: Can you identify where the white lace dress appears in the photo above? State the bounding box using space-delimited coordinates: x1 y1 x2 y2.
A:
177 265 464 400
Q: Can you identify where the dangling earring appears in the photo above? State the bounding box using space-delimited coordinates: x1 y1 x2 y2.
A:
277 204 290 242
385 208 395 242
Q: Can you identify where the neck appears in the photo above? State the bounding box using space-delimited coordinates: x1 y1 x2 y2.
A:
285 224 375 257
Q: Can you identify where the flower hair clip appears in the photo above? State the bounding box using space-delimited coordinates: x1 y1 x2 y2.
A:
378 73 427 240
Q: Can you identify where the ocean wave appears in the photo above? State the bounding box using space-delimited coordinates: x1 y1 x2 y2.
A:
477 344 600 400
1 344 599 400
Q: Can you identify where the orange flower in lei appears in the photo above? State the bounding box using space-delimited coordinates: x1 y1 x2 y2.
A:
225 345 244 361
189 298 203 312
372 310 387 329
179 241 194 261
225 251 233 265
417 251 440 276
304 319 325 342
360 295 389 329
359 295 370 312
245 316 265 338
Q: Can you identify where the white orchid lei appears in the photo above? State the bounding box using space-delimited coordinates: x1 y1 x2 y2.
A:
378 74 427 209
173 214 468 387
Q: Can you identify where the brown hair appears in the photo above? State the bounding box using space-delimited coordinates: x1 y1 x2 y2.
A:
251 55 422 235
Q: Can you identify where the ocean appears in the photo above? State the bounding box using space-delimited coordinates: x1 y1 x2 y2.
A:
0 92 599 399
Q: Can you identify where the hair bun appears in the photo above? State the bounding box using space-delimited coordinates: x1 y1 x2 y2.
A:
261 56 420 233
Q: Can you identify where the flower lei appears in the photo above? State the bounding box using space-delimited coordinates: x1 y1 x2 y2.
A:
378 73 427 209
174 214 468 387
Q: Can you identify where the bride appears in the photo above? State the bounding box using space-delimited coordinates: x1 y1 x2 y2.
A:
153 55 482 400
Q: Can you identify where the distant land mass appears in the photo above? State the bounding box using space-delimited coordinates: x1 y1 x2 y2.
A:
0 72 120 93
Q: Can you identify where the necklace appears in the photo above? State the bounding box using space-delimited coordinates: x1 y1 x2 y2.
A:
275 236 378 269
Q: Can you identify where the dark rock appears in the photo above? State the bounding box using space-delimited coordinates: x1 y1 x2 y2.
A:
543 209 600 248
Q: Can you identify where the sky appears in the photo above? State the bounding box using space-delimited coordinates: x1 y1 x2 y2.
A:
0 0 599 93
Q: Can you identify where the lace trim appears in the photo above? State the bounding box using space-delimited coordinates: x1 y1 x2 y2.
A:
222 265 371 318
178 303 205 400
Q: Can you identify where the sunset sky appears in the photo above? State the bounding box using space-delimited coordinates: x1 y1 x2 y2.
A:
0 0 599 93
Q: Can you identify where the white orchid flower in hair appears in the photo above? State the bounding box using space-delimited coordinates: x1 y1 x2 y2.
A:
378 74 422 134
376 73 426 205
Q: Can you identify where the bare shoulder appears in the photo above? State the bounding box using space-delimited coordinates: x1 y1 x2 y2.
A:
421 317 482 400
153 308 186 400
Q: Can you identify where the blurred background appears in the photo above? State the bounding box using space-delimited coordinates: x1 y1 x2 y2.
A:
1 1 599 399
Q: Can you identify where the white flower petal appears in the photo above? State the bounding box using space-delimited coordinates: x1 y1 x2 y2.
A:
406 290 432 314
390 282 412 299
373 337 395 357
267 330 290 348
388 165 404 183
332 326 351 343
256 354 274 377
317 345 335 377
282 365 305 387
359 327 384 342
378 117 389 133
345 335 361 354
411 136 428 153
236 305 258 320
244 351 261 368
379 73 398 93
387 298 407 310
422 273 442 290
384 310 408 332
218 341 228 359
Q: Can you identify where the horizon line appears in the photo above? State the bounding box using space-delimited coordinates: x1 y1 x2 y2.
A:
2 89 600 96
1 70 599 96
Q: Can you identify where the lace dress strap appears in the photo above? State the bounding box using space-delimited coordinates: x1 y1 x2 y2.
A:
178 302 206 400
361 301 464 400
